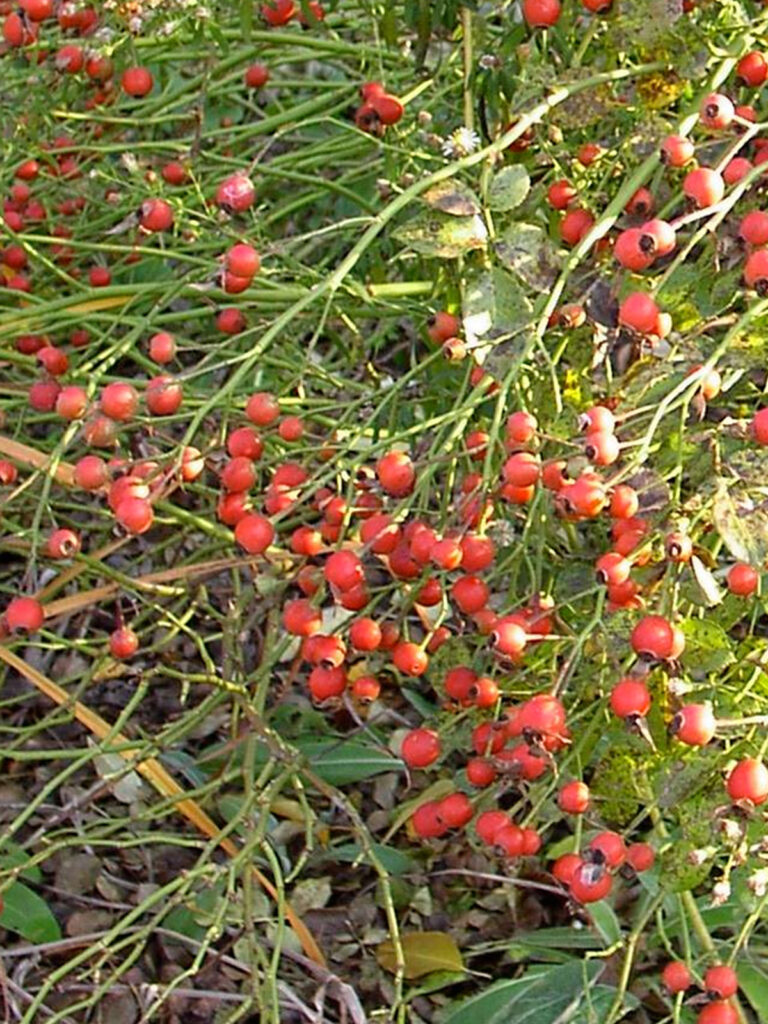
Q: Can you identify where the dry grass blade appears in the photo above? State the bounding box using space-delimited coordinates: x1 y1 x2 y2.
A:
0 435 75 486
0 643 327 968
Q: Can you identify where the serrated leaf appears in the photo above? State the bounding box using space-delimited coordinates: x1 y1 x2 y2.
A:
376 930 464 979
690 555 723 607
0 881 61 943
423 179 481 216
487 165 530 212
463 267 533 347
679 617 735 675
495 223 560 291
713 478 768 566
394 211 488 258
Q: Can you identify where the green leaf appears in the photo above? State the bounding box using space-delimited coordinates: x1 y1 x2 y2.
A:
0 841 42 883
423 179 481 216
736 959 768 1017
0 881 61 943
495 223 560 292
441 961 609 1024
377 930 465 979
509 926 604 952
394 211 488 258
588 901 622 947
297 739 403 785
463 266 533 347
679 617 735 676
327 843 415 876
487 165 530 212
713 476 768 567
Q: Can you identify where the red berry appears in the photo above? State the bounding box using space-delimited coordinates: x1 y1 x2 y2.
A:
262 0 296 26
122 66 154 97
4 596 44 632
74 455 108 490
148 332 176 363
226 243 261 278
101 382 139 421
466 758 497 787
245 63 270 88
699 92 734 130
696 1002 739 1024
547 179 577 210
392 641 428 676
55 385 88 420
558 781 590 814
631 615 676 660
553 853 583 885
737 51 768 86
704 965 738 1000
673 703 716 746
46 528 80 558
727 563 759 596
683 167 724 208
115 496 154 534
145 376 183 416
495 823 525 857
475 810 510 845
753 407 768 443
589 830 626 868
246 391 280 426
371 93 404 126
215 173 256 212
216 308 247 334
726 757 768 805
89 266 111 288
560 206 595 246
665 532 693 562
724 157 753 185
140 198 173 232
490 617 528 657
234 513 275 554
610 678 651 718
625 842 655 872
427 311 460 343
412 801 447 839
502 451 540 487
161 162 188 186
739 210 768 246
308 665 346 701
451 575 490 615
610 485 638 520
351 675 380 703
661 960 692 994
614 228 654 271
438 792 473 829
376 450 415 496
109 626 139 660
619 292 660 334
401 728 440 768
227 426 263 461
324 550 363 591
283 599 322 637
522 0 561 27
585 430 620 466
570 863 612 903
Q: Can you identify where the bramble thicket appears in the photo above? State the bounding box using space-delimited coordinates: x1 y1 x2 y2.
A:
1 2 768 1023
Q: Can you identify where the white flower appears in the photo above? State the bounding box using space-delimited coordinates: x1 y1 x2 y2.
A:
442 127 481 159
